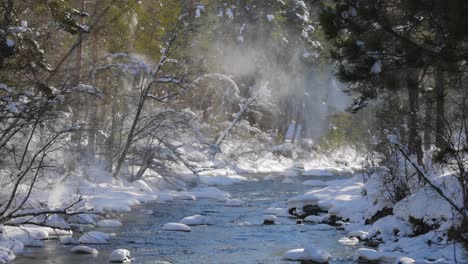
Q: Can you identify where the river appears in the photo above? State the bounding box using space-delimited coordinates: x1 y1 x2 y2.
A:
14 174 358 264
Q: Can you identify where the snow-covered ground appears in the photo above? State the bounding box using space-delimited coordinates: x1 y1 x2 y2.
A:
287 170 467 263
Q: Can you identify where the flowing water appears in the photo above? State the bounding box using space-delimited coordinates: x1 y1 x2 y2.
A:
14 175 359 264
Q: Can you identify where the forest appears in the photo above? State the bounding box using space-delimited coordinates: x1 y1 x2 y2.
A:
0 0 467 263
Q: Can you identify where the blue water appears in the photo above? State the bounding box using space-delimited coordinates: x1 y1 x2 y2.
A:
14 175 358 264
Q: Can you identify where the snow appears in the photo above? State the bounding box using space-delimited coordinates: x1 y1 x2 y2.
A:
3 226 48 247
282 246 332 263
371 60 382 74
0 247 15 264
132 180 153 192
188 187 231 201
198 174 247 186
263 207 291 217
281 177 294 184
59 235 79 245
162 223 191 232
395 256 415 264
226 8 234 19
303 215 325 223
6 103 19 114
337 237 359 246
353 248 383 262
302 180 328 187
348 230 372 240
109 249 131 263
282 248 304 261
179 215 211 226
263 215 276 223
97 219 123 228
70 246 98 254
288 176 368 222
0 239 23 254
302 246 332 263
171 192 196 201
78 231 110 244
225 198 246 207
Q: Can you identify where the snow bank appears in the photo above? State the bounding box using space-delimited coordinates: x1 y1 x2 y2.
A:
288 176 368 222
109 249 131 263
162 223 191 232
3 226 47 247
0 247 15 263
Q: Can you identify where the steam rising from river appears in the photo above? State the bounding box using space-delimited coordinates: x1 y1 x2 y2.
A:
191 21 351 141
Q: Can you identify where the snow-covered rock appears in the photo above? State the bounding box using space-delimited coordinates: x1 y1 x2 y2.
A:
179 215 210 226
337 237 359 246
109 249 131 263
225 199 245 207
97 219 123 228
188 187 231 201
304 215 325 223
78 231 110 244
71 246 98 254
172 192 196 201
59 235 79 245
282 246 332 263
162 223 191 232
349 230 372 240
395 256 415 264
0 247 15 263
263 215 276 225
3 226 46 247
263 207 291 217
282 248 304 261
0 239 23 254
353 248 383 262
303 246 332 263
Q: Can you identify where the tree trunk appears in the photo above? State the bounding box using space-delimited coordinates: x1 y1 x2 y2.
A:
291 103 303 145
406 69 423 165
87 23 99 164
131 149 155 182
424 90 434 150
435 66 446 150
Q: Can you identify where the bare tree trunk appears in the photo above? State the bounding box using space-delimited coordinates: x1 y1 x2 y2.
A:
406 69 423 165
131 149 155 182
424 90 433 150
105 84 118 172
291 103 303 145
435 66 446 150
113 29 179 179
87 23 99 164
